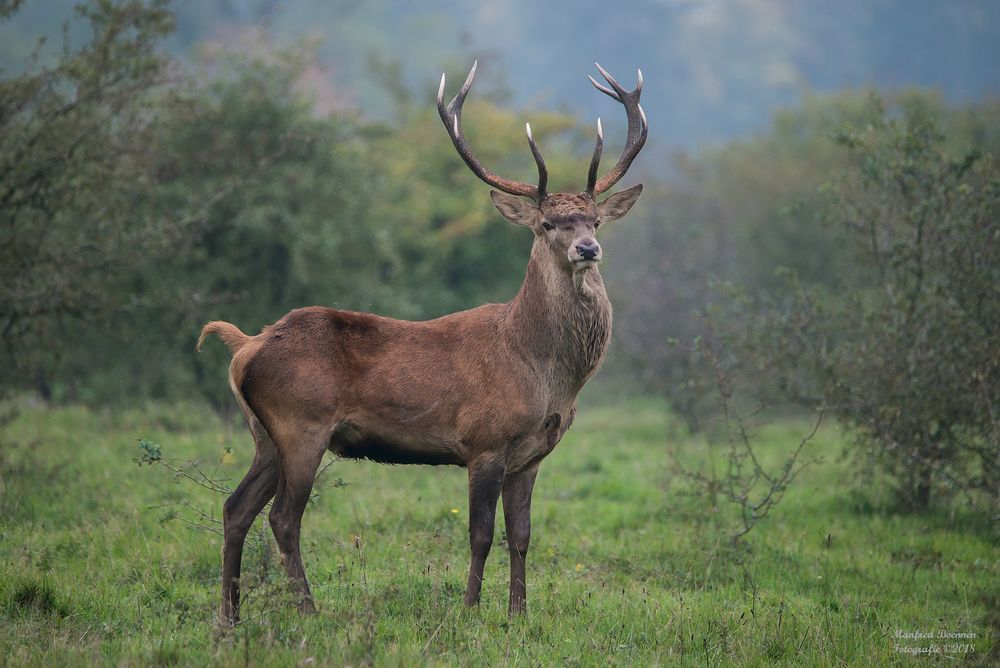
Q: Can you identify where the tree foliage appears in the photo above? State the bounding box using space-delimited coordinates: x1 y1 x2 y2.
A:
0 1 588 405
4 3 999 522
607 91 1000 518
610 92 1000 432
0 0 174 395
777 99 1000 513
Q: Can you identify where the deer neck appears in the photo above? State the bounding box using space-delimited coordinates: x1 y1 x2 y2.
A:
505 240 613 393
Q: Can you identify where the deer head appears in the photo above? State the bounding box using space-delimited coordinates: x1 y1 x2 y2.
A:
437 62 648 279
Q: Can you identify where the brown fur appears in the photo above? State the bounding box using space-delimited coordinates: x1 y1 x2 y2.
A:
540 192 597 220
197 321 251 353
202 121 644 626
201 192 642 623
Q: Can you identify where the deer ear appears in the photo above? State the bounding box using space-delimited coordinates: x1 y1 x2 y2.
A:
490 190 539 227
597 184 643 222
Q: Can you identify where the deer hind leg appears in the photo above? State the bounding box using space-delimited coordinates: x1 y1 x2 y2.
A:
502 463 539 615
221 417 279 626
464 453 507 607
267 424 328 614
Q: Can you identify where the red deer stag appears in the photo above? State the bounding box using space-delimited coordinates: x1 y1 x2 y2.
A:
199 61 647 624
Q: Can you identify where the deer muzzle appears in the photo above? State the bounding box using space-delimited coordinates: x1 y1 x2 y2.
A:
569 237 602 268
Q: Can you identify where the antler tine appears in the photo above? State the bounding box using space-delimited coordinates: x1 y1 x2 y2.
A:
588 75 619 101
587 63 648 196
525 123 548 199
437 60 545 202
594 63 627 97
586 118 604 195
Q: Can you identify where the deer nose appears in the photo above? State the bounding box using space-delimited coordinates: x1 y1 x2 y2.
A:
576 241 600 260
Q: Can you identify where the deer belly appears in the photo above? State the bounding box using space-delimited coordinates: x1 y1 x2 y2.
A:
328 421 466 466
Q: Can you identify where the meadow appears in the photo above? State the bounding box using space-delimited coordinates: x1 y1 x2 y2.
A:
1 398 996 666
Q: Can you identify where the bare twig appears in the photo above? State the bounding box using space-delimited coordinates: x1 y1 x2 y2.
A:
670 334 824 543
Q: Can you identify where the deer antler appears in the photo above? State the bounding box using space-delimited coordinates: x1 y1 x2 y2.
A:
437 61 548 203
586 63 647 197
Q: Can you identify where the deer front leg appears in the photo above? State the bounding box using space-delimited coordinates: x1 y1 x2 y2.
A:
502 463 539 615
464 453 506 607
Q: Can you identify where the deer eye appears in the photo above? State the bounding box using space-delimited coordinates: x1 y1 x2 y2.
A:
594 220 602 230
541 221 554 232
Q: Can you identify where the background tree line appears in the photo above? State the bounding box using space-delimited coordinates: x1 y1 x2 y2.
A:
2 1 998 519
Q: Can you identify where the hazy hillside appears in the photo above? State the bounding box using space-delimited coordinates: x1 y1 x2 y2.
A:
3 0 999 147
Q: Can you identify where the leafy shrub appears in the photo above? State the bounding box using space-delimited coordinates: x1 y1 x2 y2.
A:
755 97 1000 515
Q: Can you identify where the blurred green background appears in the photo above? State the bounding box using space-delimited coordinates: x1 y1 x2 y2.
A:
3 0 998 406
2 0 998 511
2 2 998 664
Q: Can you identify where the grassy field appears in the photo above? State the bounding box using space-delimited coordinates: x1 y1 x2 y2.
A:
1 398 996 666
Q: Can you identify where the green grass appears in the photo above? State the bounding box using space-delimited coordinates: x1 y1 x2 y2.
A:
0 398 996 666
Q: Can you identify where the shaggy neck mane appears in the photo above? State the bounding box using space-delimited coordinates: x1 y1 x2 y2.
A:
504 239 612 392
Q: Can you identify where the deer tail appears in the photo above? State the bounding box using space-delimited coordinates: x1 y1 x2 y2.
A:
197 321 251 353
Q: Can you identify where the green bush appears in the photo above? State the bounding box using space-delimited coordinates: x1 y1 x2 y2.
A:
755 96 1000 515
